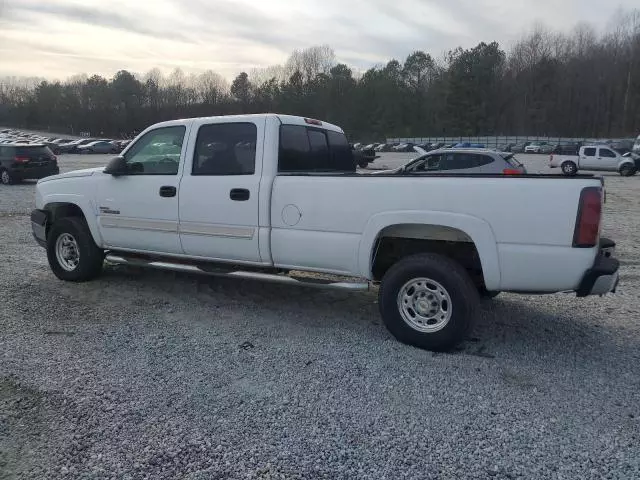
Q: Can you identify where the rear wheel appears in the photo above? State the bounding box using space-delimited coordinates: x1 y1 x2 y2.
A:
561 161 577 176
46 217 104 281
379 253 479 352
0 169 16 185
619 164 636 176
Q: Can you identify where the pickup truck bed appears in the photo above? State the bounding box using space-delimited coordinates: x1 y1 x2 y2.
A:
30 114 620 351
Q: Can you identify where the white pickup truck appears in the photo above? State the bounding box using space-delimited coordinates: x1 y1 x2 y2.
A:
550 144 638 176
31 114 619 351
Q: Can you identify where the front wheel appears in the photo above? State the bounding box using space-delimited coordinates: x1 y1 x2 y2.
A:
378 253 479 352
46 217 104 281
561 161 577 176
619 164 637 177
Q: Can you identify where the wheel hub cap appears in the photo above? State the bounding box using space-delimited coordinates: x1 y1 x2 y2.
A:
55 233 80 271
397 278 452 333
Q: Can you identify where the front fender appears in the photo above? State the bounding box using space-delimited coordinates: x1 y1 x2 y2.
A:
40 193 103 247
357 211 501 290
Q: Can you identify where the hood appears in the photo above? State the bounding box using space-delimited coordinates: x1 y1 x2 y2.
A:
37 166 105 183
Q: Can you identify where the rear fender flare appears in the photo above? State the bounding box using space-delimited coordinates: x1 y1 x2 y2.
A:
358 211 501 290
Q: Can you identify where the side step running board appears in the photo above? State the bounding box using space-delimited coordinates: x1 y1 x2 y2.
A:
105 254 370 292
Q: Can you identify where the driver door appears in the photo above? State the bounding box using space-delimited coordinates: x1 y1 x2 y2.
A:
94 124 189 254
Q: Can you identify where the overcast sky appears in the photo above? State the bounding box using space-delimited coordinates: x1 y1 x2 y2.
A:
0 0 636 81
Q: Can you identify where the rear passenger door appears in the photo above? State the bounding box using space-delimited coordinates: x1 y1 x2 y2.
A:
579 147 598 170
178 119 264 263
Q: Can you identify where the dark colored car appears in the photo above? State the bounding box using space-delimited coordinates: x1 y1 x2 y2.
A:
510 142 531 153
0 144 59 185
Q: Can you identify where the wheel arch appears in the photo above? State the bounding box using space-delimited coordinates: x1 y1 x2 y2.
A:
357 212 501 290
42 196 103 247
618 160 636 173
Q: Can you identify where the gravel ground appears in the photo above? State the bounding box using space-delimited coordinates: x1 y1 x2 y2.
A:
1 153 639 479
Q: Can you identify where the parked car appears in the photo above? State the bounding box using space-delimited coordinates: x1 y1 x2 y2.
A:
77 141 119 154
116 139 132 152
0 144 59 185
376 143 396 152
30 114 619 352
353 148 379 168
373 148 526 175
525 142 548 153
496 143 516 152
362 143 379 151
392 143 415 152
550 145 638 176
511 142 531 153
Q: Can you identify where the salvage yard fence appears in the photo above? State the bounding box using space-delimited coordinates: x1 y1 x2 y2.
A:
386 136 635 148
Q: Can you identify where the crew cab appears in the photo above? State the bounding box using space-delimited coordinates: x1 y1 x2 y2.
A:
31 114 619 351
550 145 638 176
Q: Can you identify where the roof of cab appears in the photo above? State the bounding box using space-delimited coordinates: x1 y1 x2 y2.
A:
149 113 344 133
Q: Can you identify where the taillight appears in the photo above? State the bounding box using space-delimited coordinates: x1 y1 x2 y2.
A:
14 156 29 163
502 168 522 175
573 187 602 248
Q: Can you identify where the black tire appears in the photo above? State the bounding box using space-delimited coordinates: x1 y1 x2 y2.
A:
358 161 369 168
46 217 104 282
479 287 500 299
561 161 577 176
378 253 479 352
0 168 16 185
619 164 636 177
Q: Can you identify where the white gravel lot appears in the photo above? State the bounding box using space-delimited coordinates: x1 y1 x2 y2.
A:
0 153 639 479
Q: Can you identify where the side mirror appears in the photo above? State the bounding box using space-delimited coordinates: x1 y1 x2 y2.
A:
104 156 128 176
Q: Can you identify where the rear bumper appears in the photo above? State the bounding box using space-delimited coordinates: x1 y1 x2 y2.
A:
576 238 619 297
31 209 48 248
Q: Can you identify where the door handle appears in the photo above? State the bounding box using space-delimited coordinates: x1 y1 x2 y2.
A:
230 188 250 201
159 186 177 197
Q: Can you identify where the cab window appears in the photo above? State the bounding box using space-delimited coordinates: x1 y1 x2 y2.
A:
124 126 185 175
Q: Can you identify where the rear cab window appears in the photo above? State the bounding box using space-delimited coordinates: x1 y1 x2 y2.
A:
278 125 354 173
583 147 597 157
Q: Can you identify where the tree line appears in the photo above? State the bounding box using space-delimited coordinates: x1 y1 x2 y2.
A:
1 10 639 141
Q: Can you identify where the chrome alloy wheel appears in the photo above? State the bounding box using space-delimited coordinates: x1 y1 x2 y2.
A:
396 277 452 333
55 233 80 271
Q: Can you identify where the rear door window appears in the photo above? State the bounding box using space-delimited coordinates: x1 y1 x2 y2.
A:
192 123 257 175
583 147 596 157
